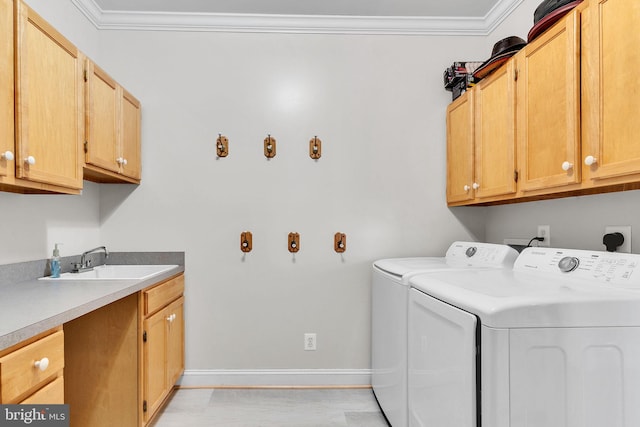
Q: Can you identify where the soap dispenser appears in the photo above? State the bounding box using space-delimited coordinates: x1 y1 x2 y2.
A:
50 243 61 278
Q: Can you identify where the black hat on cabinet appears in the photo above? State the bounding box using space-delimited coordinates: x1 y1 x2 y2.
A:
528 0 583 42
472 36 527 80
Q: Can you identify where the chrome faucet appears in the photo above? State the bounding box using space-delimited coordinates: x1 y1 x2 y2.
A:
72 246 109 273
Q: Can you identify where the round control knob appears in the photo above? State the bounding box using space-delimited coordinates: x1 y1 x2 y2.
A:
465 247 477 257
558 256 580 273
472 182 480 190
25 156 35 165
584 155 597 166
1 151 14 161
34 357 49 371
561 161 573 171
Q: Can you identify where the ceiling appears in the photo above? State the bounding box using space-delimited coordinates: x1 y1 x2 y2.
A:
91 0 501 18
73 0 524 34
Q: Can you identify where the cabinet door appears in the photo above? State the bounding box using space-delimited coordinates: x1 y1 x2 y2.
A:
85 60 119 174
143 307 168 423
474 61 517 199
166 297 184 387
14 2 83 190
0 0 13 179
446 92 475 204
120 88 141 180
517 10 581 192
582 0 640 181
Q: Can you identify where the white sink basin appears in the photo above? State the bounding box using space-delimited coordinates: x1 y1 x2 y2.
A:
40 264 178 281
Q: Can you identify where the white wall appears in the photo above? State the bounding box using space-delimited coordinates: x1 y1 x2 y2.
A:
95 30 485 370
0 182 101 263
485 191 640 252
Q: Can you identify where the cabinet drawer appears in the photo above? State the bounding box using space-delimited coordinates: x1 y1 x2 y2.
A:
19 376 64 404
0 330 64 403
144 274 184 316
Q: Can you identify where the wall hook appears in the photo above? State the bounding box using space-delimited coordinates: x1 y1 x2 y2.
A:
334 232 346 253
309 136 322 159
264 134 276 158
216 134 229 157
241 231 253 253
288 232 300 253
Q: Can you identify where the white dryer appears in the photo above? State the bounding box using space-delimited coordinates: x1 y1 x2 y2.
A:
372 242 519 427
408 247 640 427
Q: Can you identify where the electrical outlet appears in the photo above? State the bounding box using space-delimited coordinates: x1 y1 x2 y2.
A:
537 225 550 247
604 226 632 253
304 333 316 351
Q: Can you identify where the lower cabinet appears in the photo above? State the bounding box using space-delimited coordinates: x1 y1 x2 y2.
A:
64 273 185 427
0 327 64 404
142 275 185 425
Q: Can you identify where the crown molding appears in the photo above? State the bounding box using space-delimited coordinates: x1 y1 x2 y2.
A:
70 0 523 35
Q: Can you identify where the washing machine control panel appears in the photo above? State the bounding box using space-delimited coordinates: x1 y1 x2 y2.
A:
445 242 519 267
516 247 640 286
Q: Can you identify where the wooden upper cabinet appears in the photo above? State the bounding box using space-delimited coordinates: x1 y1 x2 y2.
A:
582 0 640 183
121 88 141 180
85 61 119 174
516 9 581 192
14 1 83 191
0 0 13 180
473 59 517 200
84 59 141 184
446 91 475 204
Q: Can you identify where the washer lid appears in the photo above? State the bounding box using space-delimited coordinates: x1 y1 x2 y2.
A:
410 247 640 328
373 257 447 278
373 241 519 278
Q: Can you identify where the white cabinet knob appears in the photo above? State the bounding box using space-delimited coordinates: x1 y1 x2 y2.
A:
472 182 480 190
166 313 176 322
116 157 123 164
1 151 14 161
34 357 49 371
122 158 128 166
561 161 573 171
25 156 36 165
463 185 471 192
584 155 597 166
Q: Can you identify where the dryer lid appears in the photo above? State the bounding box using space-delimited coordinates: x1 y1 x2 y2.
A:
410 247 640 328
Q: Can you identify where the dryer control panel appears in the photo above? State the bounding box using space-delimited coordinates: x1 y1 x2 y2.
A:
515 247 640 286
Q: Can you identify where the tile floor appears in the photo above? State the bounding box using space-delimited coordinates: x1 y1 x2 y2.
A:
150 387 390 427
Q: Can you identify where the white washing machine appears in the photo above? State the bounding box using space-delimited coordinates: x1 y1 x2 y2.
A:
372 242 519 427
408 246 640 427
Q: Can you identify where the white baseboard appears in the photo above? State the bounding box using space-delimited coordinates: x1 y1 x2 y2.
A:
177 369 372 388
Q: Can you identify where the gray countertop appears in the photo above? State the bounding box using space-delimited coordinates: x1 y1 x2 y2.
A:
0 253 184 352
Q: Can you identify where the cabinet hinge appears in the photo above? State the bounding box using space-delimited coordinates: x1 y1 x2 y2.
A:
143 400 147 412
514 69 518 81
83 69 87 82
143 331 147 342
514 170 519 182
83 141 88 153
